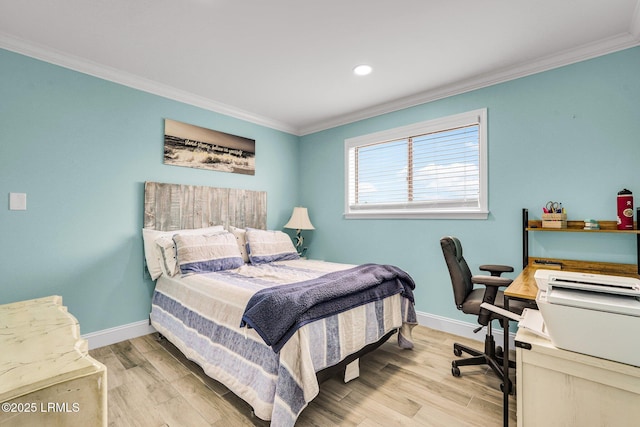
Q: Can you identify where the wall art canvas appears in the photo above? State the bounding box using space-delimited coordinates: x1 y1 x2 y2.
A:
164 118 256 175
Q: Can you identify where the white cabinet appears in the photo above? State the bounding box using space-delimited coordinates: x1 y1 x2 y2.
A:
0 296 107 426
516 328 640 427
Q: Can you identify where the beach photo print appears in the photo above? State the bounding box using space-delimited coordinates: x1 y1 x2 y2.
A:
163 118 256 175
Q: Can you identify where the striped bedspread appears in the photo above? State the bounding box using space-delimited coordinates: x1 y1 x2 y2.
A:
150 259 416 426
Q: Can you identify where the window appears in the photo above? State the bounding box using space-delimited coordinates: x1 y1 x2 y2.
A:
345 109 487 219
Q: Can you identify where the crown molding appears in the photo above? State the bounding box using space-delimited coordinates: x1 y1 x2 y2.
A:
2 24 639 138
0 32 299 136
299 31 640 136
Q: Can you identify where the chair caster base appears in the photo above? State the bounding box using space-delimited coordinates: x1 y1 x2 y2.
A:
451 362 461 377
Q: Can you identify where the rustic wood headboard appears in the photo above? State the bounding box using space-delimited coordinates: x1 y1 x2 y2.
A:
144 181 267 231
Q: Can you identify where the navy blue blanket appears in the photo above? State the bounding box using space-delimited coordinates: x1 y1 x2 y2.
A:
240 263 415 352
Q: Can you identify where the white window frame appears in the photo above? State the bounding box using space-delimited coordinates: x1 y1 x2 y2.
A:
344 108 488 219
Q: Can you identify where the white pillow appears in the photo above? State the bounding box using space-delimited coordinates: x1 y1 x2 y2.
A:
228 225 249 263
245 228 299 265
142 226 224 279
173 232 244 274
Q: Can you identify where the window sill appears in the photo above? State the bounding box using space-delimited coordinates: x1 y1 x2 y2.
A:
344 210 489 220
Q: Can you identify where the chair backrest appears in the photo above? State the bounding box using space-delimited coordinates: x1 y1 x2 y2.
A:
440 236 474 309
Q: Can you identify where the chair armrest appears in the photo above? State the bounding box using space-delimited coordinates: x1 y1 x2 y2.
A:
471 275 513 288
479 264 514 276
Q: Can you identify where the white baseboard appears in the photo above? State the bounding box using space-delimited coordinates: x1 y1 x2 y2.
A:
83 310 514 351
82 319 156 350
416 310 516 349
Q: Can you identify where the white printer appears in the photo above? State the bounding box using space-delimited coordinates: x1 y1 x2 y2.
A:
533 269 640 367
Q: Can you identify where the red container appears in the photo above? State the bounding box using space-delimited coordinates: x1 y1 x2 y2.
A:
617 189 634 230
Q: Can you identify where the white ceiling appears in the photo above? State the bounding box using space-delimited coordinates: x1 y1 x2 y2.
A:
1 0 639 135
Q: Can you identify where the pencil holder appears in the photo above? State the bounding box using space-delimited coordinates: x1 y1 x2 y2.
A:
542 213 567 228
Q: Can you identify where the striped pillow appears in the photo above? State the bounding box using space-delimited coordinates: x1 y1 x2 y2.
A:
173 232 244 275
143 225 224 279
245 229 299 265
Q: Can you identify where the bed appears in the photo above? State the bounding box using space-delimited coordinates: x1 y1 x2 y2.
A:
143 182 417 426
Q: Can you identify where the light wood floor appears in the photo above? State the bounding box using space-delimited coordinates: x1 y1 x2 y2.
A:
89 326 516 426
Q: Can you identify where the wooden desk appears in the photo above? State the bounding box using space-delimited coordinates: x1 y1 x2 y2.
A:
501 257 639 426
505 257 640 301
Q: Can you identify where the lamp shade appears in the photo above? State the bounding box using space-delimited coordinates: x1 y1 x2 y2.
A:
284 207 315 230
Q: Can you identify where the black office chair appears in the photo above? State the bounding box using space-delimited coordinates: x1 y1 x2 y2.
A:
440 236 528 392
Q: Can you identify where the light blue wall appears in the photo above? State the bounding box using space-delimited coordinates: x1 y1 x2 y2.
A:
0 49 300 333
2 46 639 335
300 47 640 322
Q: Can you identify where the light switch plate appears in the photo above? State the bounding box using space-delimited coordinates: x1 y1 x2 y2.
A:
9 193 27 210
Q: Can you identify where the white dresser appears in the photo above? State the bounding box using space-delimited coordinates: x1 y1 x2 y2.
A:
516 328 640 427
0 296 107 426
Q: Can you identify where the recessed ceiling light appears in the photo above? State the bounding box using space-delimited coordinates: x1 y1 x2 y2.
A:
353 65 372 76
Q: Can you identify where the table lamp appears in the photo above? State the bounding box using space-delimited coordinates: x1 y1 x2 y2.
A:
284 207 315 254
